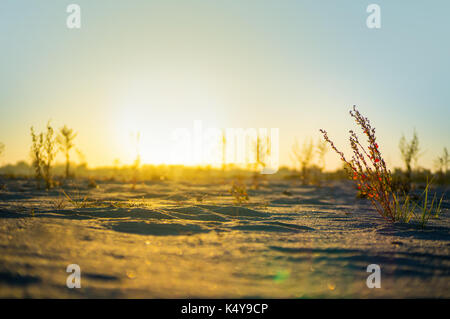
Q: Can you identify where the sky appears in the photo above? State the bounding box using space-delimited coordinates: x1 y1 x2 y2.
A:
0 0 449 170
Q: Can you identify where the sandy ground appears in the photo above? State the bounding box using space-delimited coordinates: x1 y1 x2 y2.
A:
0 178 449 298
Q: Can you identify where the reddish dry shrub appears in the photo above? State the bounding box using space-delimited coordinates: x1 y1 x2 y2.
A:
320 106 397 221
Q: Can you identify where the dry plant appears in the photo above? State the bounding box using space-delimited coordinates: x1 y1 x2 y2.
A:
0 144 5 190
30 127 44 189
88 177 98 188
291 138 314 184
131 131 141 190
76 148 87 166
31 122 57 189
195 193 207 203
316 139 328 171
52 197 67 210
229 180 249 205
254 133 267 172
42 122 57 189
320 106 443 226
251 132 270 189
221 129 227 171
61 189 89 208
0 142 4 158
434 147 449 180
399 129 421 188
57 125 77 178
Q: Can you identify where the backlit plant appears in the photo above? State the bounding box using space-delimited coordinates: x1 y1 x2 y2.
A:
30 127 44 189
320 106 404 222
320 106 444 225
42 121 57 190
229 179 249 205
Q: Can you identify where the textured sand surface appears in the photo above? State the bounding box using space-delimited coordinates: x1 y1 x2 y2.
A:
0 178 449 298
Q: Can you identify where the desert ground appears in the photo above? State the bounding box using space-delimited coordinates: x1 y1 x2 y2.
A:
0 177 448 298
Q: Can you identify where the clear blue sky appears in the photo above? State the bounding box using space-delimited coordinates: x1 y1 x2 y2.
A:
0 0 449 169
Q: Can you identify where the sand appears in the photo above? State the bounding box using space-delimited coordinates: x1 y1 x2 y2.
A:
0 178 448 298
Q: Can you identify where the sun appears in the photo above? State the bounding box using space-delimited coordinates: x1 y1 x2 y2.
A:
111 74 228 166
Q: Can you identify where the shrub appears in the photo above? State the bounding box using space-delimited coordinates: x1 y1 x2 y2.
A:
57 125 77 178
0 142 4 158
291 138 314 185
316 139 328 171
320 106 398 221
229 179 249 205
42 122 57 189
434 147 449 183
399 129 421 190
320 106 444 225
30 127 44 189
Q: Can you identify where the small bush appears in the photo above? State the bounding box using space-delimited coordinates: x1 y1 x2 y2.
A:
42 122 57 189
399 129 421 191
291 138 314 185
30 127 44 189
30 122 58 190
229 179 249 205
320 106 444 226
88 177 98 189
57 125 77 179
434 147 449 184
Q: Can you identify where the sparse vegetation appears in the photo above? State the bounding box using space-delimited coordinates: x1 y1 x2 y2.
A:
131 132 141 190
399 129 421 191
30 122 57 190
221 129 227 171
52 197 67 210
291 138 314 185
88 177 98 188
416 179 444 228
320 106 444 226
434 147 449 183
30 127 44 189
57 125 77 179
229 179 249 205
0 142 4 158
1 110 447 230
61 189 89 208
255 134 265 171
251 131 271 189
316 139 328 172
42 122 57 190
